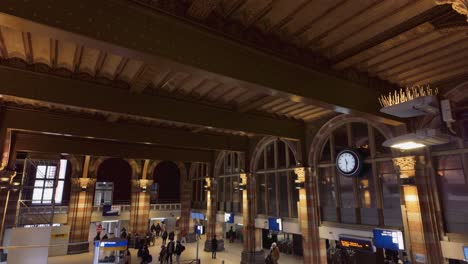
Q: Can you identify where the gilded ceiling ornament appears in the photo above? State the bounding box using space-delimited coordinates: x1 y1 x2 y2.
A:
392 157 416 171
436 0 468 21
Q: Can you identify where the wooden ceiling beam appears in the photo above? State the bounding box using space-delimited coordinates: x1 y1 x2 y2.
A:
0 66 304 138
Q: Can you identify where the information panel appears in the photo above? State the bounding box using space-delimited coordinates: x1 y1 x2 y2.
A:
196 225 204 235
268 217 282 231
339 236 374 253
191 212 205 220
373 228 404 251
224 212 234 223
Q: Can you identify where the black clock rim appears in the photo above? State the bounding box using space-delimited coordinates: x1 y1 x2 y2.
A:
336 149 362 177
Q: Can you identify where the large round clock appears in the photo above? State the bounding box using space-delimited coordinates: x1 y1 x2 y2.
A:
336 149 363 177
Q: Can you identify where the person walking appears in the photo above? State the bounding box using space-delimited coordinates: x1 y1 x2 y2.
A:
179 229 187 244
229 226 235 243
159 245 168 264
270 242 280 264
211 236 218 259
166 239 175 264
151 223 157 234
162 230 168 245
155 223 162 237
174 241 185 264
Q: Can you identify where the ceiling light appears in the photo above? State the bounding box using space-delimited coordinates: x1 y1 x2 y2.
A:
391 141 426 150
383 128 451 150
0 177 9 182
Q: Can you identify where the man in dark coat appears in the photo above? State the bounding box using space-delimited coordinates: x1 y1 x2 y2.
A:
211 236 218 259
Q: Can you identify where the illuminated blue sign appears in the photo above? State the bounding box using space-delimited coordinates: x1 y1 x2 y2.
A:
464 246 468 261
94 240 127 248
224 213 234 223
268 217 282 231
191 212 205 220
196 225 204 235
373 229 404 251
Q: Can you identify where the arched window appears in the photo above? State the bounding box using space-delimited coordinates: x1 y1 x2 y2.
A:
191 162 208 210
316 122 401 227
96 158 132 205
255 139 299 218
152 161 180 203
217 152 243 213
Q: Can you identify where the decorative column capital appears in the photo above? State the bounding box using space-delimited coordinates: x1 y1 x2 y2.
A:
294 167 311 182
436 0 468 21
392 156 416 172
72 177 96 192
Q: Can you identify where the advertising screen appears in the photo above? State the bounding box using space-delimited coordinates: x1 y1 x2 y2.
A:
268 217 282 231
373 228 404 251
224 212 234 223
464 246 468 261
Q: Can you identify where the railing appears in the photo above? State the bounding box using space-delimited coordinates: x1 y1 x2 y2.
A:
19 205 68 215
92 204 131 213
150 203 181 210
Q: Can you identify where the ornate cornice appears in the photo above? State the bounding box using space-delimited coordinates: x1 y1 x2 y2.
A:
436 0 468 21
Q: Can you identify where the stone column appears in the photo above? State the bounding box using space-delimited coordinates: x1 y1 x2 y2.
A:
129 160 152 236
294 167 325 264
393 156 443 264
241 173 264 264
204 177 223 251
67 155 96 254
179 163 191 235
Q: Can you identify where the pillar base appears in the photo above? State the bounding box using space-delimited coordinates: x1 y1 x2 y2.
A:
203 239 224 252
67 242 89 254
241 250 265 264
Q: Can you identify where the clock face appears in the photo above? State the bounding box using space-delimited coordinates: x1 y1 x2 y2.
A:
336 150 362 177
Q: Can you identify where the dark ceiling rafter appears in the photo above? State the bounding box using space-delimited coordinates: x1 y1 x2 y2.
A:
0 66 304 138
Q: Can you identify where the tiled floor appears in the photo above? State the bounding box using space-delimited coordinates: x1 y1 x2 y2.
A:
48 236 304 263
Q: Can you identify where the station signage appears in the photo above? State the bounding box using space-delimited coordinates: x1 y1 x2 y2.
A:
196 225 204 235
373 228 404 251
339 236 374 253
268 217 282 232
224 212 234 223
191 212 205 220
95 240 128 251
102 205 120 216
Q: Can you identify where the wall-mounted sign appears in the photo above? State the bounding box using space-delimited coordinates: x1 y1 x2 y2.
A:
191 212 205 220
373 228 404 251
339 236 374 253
268 217 282 232
102 205 120 216
224 212 234 223
95 239 128 251
196 225 204 235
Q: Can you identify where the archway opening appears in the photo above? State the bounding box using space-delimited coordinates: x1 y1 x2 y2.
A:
152 161 180 203
96 158 132 204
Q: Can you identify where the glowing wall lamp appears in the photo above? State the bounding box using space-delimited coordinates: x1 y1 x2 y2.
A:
79 178 91 192
139 179 151 193
383 128 451 150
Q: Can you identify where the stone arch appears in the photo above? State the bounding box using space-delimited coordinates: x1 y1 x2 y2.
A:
249 136 300 173
308 114 395 166
125 159 142 180
89 157 106 179
66 155 82 179
213 151 226 178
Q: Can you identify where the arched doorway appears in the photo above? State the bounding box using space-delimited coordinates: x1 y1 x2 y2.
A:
96 158 132 204
152 161 180 203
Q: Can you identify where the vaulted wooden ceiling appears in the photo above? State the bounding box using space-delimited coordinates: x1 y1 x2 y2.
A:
136 0 468 97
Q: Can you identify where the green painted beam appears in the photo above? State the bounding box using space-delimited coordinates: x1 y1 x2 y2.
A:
0 67 304 138
2 108 249 152
14 132 213 162
0 0 383 117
